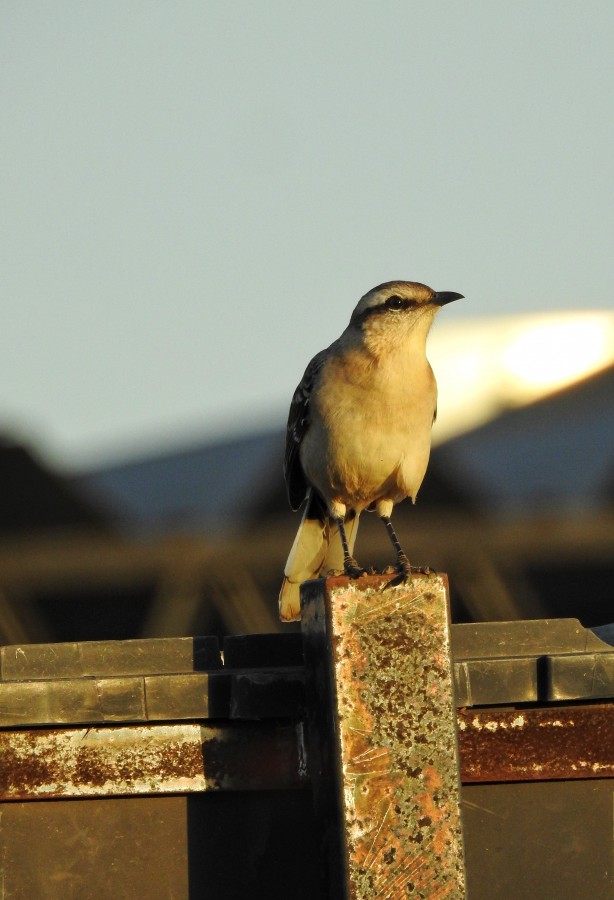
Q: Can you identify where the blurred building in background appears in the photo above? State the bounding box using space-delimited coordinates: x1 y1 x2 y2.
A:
1 311 613 644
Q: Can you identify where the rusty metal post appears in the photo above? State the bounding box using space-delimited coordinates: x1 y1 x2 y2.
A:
301 574 466 899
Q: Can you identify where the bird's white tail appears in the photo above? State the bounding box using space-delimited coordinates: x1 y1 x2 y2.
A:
278 495 360 621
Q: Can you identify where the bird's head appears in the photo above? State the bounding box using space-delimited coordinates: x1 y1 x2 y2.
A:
350 281 463 327
347 281 462 354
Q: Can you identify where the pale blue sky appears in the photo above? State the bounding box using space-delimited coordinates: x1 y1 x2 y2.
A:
2 2 613 467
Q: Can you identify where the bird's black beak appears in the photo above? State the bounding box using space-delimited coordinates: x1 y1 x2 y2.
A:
434 291 464 306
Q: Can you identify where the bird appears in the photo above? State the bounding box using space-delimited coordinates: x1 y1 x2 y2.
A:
278 279 463 621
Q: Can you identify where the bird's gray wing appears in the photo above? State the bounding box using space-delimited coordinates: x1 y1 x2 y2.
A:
284 346 329 511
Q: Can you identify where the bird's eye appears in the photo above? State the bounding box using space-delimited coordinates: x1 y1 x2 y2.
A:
386 295 405 310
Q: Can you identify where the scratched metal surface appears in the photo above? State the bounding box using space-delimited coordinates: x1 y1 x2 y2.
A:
303 574 466 900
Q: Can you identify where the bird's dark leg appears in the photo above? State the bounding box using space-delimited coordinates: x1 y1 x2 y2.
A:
335 516 365 578
381 515 412 579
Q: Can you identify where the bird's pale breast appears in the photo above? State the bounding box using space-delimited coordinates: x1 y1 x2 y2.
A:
300 348 437 512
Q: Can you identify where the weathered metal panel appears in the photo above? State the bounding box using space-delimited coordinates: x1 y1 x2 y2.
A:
0 636 221 681
454 656 538 706
0 722 308 800
546 651 614 701
451 618 610 660
462 780 614 899
458 704 614 782
0 793 324 900
302 574 466 900
0 796 191 900
144 673 211 720
0 676 146 727
0 670 307 727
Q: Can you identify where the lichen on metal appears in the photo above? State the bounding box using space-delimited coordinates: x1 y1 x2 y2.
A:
304 574 466 899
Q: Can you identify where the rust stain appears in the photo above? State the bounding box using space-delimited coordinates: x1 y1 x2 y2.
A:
458 704 614 783
0 740 60 795
0 725 208 799
73 747 116 787
0 721 306 800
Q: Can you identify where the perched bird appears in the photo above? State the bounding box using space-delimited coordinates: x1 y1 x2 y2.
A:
278 280 463 621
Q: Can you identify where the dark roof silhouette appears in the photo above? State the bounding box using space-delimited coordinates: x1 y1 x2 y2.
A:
0 438 110 534
73 430 286 534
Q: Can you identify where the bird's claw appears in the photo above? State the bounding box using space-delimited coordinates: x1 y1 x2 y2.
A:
386 570 411 587
385 561 435 587
410 564 435 575
344 558 367 578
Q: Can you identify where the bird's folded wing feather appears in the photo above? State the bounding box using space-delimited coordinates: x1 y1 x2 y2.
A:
284 346 331 511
